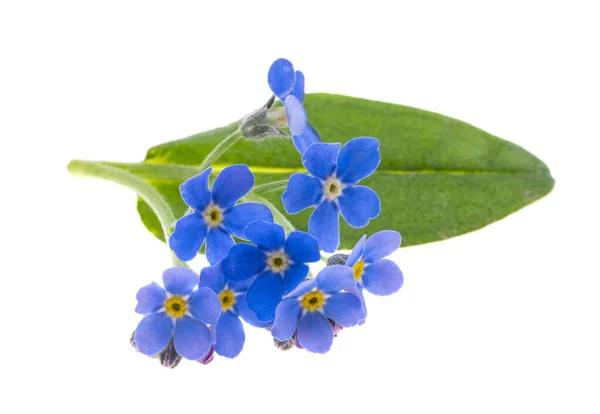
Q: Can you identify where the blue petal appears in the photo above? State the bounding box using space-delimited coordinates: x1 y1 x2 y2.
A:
267 58 295 99
179 167 212 211
236 293 273 328
292 123 321 154
134 312 173 356
214 311 245 358
245 220 285 251
271 298 302 341
338 186 381 228
168 213 207 262
173 316 212 360
198 263 226 294
362 230 402 263
297 312 333 354
292 70 305 102
362 259 404 295
284 231 320 263
222 243 266 281
336 137 381 184
223 202 274 239
324 292 364 327
282 278 318 299
162 266 198 295
135 282 166 314
308 200 339 253
348 284 367 325
211 164 254 209
283 264 309 292
317 265 355 294
284 95 307 136
302 142 340 180
282 173 323 214
246 271 285 322
346 235 367 267
228 275 255 292
205 228 235 265
188 287 222 324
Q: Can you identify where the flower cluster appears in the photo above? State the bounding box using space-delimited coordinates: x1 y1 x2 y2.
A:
131 58 404 367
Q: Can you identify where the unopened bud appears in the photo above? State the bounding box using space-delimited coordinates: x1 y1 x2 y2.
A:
240 96 289 140
327 254 349 266
159 338 183 369
242 124 286 140
197 346 215 365
273 338 294 351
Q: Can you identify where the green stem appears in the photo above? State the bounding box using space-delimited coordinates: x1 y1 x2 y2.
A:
252 180 288 195
197 128 242 172
68 160 187 268
103 161 295 233
242 192 295 234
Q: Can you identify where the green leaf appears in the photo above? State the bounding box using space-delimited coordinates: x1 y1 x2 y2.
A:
78 93 555 250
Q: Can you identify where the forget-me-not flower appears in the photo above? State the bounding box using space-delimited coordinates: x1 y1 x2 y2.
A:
134 267 222 360
222 220 321 322
281 138 381 252
198 261 271 359
346 230 404 324
271 265 365 354
169 164 273 264
268 58 321 154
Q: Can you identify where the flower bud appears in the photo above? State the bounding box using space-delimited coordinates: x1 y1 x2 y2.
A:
327 254 349 266
197 346 215 365
240 95 289 140
273 338 294 351
159 338 183 369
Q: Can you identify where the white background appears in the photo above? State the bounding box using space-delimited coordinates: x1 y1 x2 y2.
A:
1 1 599 413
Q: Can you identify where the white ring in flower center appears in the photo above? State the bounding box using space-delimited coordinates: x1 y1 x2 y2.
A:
322 176 343 201
203 203 224 228
266 250 290 274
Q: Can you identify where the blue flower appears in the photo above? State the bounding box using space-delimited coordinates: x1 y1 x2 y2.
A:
268 58 321 154
271 265 365 354
134 267 222 360
198 261 272 359
346 230 404 324
221 220 321 322
281 138 382 252
169 164 274 264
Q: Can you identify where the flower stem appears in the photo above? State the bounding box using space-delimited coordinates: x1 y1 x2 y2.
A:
197 128 243 172
67 160 187 268
252 180 288 195
242 192 295 234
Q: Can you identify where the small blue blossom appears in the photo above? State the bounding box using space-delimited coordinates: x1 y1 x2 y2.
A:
268 58 321 154
134 267 222 361
169 164 274 264
222 220 321 322
198 261 271 359
271 265 365 354
281 138 382 252
346 230 404 324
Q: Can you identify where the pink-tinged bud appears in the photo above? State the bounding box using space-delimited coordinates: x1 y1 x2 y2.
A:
291 333 303 350
197 346 215 365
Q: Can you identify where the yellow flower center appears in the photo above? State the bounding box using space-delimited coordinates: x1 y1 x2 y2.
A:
301 290 325 311
267 250 290 274
353 260 365 281
165 296 187 318
203 203 223 228
219 289 236 311
322 176 343 201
